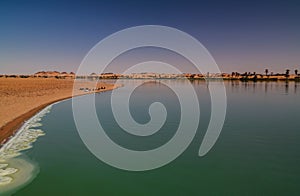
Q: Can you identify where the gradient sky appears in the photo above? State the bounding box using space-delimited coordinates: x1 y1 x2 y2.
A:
0 0 300 74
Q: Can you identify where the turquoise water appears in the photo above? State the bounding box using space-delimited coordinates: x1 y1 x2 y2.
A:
3 80 300 195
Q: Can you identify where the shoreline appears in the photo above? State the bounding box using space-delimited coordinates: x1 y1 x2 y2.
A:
0 85 119 148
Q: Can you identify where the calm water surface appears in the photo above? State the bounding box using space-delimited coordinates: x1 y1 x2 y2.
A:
12 80 300 195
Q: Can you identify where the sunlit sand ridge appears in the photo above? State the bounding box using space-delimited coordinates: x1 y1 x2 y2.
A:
0 77 117 145
0 105 51 194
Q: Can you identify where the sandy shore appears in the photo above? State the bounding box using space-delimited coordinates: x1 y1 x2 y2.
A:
0 78 118 145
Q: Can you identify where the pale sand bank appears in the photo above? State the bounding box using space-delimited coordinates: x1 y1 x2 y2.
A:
0 78 118 145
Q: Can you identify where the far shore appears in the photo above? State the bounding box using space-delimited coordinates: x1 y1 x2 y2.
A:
1 70 300 81
0 78 119 146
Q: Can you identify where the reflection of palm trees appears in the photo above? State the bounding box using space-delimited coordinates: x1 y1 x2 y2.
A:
285 81 289 94
265 81 268 93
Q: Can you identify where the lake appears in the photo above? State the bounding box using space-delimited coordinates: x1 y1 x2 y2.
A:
2 80 300 195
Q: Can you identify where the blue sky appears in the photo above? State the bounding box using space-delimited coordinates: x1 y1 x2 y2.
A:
0 0 300 74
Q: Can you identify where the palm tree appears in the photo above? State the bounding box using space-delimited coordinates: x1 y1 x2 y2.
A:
253 72 257 81
285 69 290 78
295 69 298 76
265 69 269 76
286 69 290 75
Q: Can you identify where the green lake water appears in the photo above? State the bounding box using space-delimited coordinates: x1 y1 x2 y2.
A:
2 80 300 195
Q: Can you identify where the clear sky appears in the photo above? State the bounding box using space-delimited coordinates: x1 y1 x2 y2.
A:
0 0 300 74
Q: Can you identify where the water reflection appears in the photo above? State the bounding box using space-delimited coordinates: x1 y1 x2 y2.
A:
285 81 289 94
105 79 300 95
223 80 299 95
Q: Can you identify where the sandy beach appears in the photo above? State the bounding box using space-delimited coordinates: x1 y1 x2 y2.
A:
0 78 117 145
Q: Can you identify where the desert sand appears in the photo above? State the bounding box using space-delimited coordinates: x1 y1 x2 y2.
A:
0 78 118 145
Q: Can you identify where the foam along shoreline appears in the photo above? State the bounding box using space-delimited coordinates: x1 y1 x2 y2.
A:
0 104 52 194
0 156 38 195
